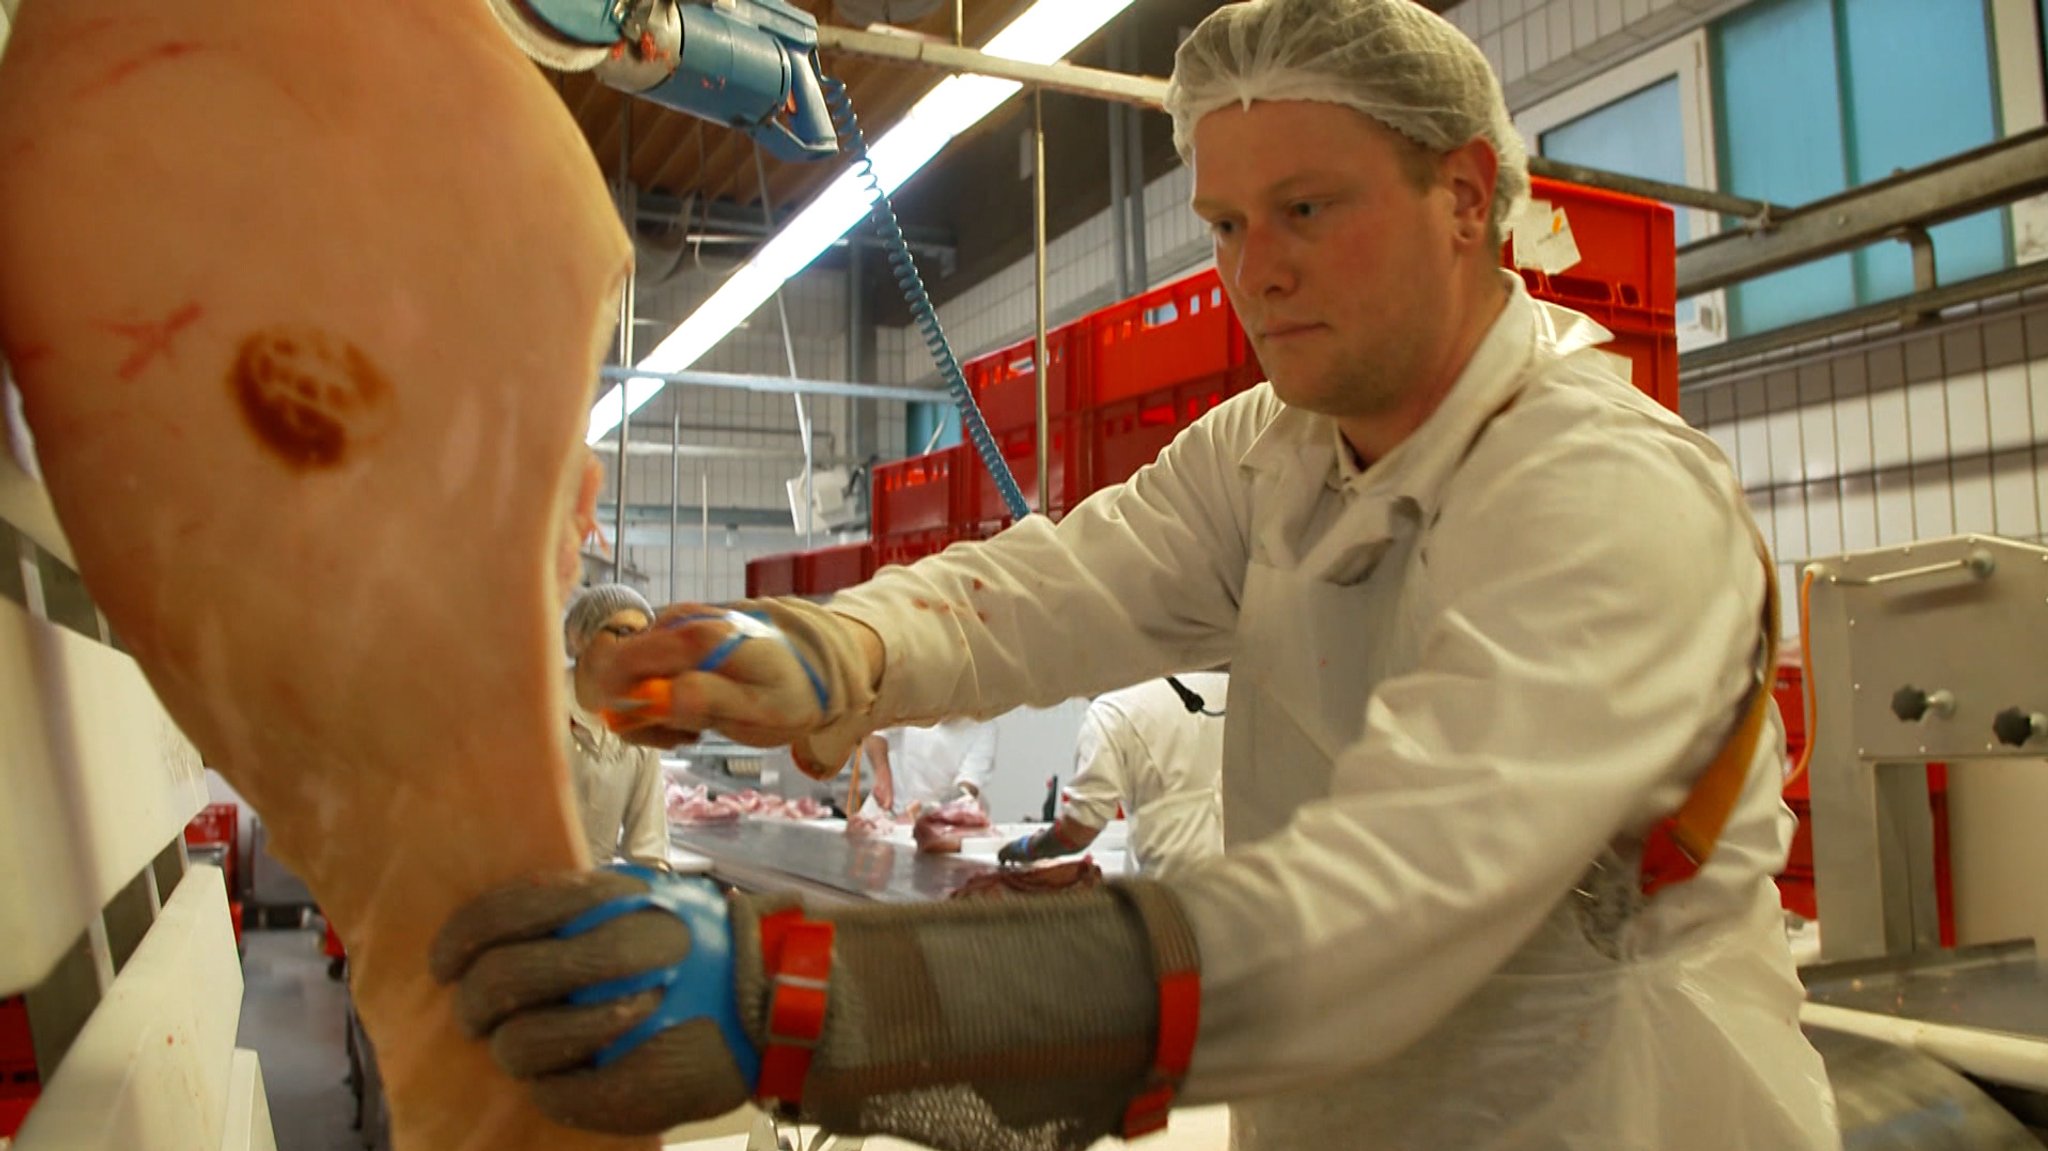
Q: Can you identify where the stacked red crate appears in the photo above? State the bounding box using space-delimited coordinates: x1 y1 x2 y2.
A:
745 552 798 599
813 178 1681 598
1510 177 1679 412
0 996 37 1138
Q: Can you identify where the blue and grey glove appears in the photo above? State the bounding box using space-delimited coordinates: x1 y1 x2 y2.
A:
429 866 760 1133
435 864 1203 1150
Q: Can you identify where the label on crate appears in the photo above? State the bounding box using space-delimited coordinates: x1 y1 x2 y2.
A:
1510 199 1582 276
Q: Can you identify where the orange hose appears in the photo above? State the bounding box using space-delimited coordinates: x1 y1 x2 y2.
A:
1784 567 1819 789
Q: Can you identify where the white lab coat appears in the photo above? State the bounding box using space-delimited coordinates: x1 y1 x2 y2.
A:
1064 674 1226 878
882 717 998 809
830 275 1838 1150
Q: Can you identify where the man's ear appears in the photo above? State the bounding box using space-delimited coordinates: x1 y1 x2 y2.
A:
1439 137 1499 250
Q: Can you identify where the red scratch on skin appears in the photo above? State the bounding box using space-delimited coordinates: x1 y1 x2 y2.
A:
78 41 208 100
100 303 204 381
971 578 986 591
977 611 990 623
912 597 931 611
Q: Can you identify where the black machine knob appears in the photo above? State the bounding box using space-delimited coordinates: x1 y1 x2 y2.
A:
1891 685 1954 723
1992 708 2045 747
1892 686 1930 722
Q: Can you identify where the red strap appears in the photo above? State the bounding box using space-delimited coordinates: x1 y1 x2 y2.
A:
754 909 835 1109
1122 968 1201 1138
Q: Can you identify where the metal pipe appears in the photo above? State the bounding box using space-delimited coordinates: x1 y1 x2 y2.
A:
1033 88 1050 516
597 364 940 404
1125 99 1148 289
815 26 1169 108
614 100 634 578
699 471 710 602
1802 1003 2048 1094
1829 549 1997 587
1527 155 1778 222
848 240 869 467
594 440 855 463
1679 265 2048 388
754 148 814 549
1677 127 2048 297
1106 30 1130 299
953 0 963 46
669 411 681 604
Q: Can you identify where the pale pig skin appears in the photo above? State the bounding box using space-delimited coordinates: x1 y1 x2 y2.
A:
0 3 646 1149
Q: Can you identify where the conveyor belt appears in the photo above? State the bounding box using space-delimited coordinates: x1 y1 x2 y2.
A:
1803 942 2048 1042
1810 1026 2043 1148
670 819 994 905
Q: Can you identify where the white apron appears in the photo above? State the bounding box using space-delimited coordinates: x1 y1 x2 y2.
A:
1219 387 1837 1150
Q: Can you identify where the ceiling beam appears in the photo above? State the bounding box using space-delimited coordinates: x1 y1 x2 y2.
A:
815 26 1170 108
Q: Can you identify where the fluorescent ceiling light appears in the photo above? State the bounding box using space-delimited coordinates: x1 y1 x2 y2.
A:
587 0 1141 443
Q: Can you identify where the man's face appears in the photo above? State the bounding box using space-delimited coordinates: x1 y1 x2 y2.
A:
586 608 651 654
1191 101 1465 420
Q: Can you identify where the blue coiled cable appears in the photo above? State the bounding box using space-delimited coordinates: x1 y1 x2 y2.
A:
822 76 1032 522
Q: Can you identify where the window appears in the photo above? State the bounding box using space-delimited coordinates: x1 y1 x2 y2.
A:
907 401 961 455
1713 0 2007 337
1516 34 1728 351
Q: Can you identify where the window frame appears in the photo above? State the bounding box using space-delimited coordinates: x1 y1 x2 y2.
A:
1514 31 1727 351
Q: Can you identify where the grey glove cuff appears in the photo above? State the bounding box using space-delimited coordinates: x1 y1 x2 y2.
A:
729 881 1201 1151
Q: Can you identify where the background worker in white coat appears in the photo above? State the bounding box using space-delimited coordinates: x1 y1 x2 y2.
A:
1000 673 1227 878
433 2 1840 1147
560 584 670 869
863 715 999 811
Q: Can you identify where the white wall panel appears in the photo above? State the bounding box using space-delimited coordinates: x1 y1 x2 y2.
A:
1689 304 2048 639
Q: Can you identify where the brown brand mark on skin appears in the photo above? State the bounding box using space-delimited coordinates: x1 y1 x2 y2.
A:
77 41 209 99
102 303 204 380
232 328 394 468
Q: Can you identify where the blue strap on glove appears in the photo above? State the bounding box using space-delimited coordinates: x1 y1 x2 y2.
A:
553 864 763 1085
662 608 830 712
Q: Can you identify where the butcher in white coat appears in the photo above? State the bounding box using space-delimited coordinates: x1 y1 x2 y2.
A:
446 1 1841 1146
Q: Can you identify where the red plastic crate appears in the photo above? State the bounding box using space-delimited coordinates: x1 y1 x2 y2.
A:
1510 178 1678 412
0 998 32 1071
794 541 877 597
1089 380 1234 489
183 803 238 903
1088 270 1252 408
1774 661 1809 801
969 420 1090 530
745 552 798 598
871 445 969 540
1526 284 1680 412
873 529 954 569
1512 176 1676 317
965 330 1087 434
0 1088 36 1139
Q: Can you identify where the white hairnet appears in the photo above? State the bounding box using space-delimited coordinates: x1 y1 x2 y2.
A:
563 582 654 657
1164 0 1529 241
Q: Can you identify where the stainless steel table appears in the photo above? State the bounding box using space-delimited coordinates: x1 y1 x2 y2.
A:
670 820 994 905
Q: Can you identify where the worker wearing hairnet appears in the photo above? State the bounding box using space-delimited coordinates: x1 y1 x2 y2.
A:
561 584 670 869
433 1 1839 1147
1000 674 1227 878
